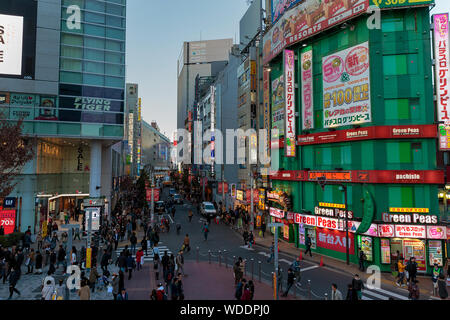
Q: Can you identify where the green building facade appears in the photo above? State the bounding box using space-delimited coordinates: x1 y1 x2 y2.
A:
266 6 447 274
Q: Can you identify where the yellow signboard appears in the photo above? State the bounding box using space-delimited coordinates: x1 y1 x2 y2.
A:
42 221 48 238
319 202 346 209
86 248 92 269
389 207 429 213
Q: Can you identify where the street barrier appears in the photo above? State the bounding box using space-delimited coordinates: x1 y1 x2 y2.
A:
208 250 211 264
308 279 311 300
223 250 227 268
258 261 262 283
218 250 222 266
324 293 328 300
251 258 254 280
196 247 199 262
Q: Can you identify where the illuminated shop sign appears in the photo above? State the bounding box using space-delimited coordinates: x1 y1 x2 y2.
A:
315 206 354 219
389 207 429 213
433 13 450 122
382 212 438 225
284 49 296 157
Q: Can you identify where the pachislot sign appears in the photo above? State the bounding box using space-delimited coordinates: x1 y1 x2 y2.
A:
284 49 296 157
301 48 314 130
434 13 450 122
323 42 372 128
0 209 16 234
270 207 285 219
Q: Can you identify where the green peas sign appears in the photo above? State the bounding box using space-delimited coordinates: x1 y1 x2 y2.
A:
371 0 434 9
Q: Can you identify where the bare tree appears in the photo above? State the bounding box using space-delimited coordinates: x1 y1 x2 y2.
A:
0 118 35 197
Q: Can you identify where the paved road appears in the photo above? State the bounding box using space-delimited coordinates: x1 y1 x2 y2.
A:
142 187 434 301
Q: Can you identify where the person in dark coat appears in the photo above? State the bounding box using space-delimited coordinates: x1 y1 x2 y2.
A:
100 249 110 274
406 257 418 284
35 251 43 274
126 253 134 280
118 270 125 293
282 268 295 297
346 284 358 301
8 267 21 299
438 274 448 300
352 274 364 300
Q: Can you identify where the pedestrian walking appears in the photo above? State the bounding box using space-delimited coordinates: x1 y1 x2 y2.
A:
100 249 111 275
406 257 418 285
408 280 420 300
156 282 167 300
396 258 406 287
438 274 448 300
141 236 148 256
235 278 246 300
233 261 242 285
78 280 91 300
126 253 134 280
331 283 343 300
171 277 179 300
261 218 266 238
241 284 252 300
35 250 43 274
136 248 144 271
26 248 36 274
431 263 442 296
188 210 193 223
112 272 119 300
130 232 137 255
267 242 275 263
346 283 358 301
41 278 56 300
176 223 181 235
55 279 68 300
248 280 255 300
358 248 366 272
352 274 364 300
182 234 191 252
8 267 21 299
176 251 185 276
281 268 295 297
202 223 209 241
291 258 301 284
117 288 129 300
118 270 125 293
89 264 99 292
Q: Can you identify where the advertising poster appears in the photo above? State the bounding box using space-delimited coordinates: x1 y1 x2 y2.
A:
322 42 371 128
402 240 426 272
301 48 314 130
0 14 23 75
298 223 305 245
230 184 236 197
284 49 296 157
146 188 160 202
35 96 58 121
308 228 317 249
84 207 100 231
283 224 290 241
0 209 16 234
380 239 391 264
358 235 373 262
427 225 446 240
433 13 450 122
263 0 369 64
438 124 450 150
316 228 354 254
256 215 261 228
263 69 271 162
271 0 302 23
271 75 284 138
428 240 443 266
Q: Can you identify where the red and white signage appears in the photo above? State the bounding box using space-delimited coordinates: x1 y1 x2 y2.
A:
0 209 16 235
218 182 229 194
270 207 285 219
284 49 296 157
378 224 395 238
394 225 426 239
433 13 450 122
301 48 314 130
316 228 355 254
146 188 160 202
427 225 447 240
294 213 317 227
316 216 340 231
246 189 259 203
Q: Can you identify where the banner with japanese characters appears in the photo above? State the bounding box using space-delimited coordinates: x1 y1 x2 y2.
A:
322 42 371 128
284 49 296 157
271 75 284 138
301 47 314 130
433 13 450 122
316 227 355 254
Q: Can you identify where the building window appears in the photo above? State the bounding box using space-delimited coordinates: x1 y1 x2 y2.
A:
386 142 412 164
385 99 410 120
383 54 418 76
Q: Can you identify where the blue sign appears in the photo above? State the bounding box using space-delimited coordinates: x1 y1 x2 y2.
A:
3 197 16 208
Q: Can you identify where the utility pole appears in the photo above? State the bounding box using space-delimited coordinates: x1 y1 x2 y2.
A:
268 222 284 300
250 169 254 232
151 171 155 227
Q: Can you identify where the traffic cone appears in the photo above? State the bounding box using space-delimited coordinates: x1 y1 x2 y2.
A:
319 257 324 267
299 252 303 261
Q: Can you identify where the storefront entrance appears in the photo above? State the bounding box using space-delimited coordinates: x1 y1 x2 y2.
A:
390 238 427 272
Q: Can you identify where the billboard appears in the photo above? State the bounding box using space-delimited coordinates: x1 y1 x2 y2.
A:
322 42 371 128
240 0 262 46
263 0 368 65
301 47 314 130
284 50 296 157
0 14 23 75
438 124 450 151
0 209 16 235
271 0 302 23
0 0 37 79
271 75 284 138
433 13 450 122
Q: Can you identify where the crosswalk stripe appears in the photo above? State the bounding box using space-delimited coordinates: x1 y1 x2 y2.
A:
361 295 373 300
367 286 408 300
362 289 389 300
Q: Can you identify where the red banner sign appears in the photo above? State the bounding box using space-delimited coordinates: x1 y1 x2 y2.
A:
246 189 259 203
218 182 229 194
270 170 444 185
316 228 355 255
271 125 437 149
146 188 160 201
0 210 16 235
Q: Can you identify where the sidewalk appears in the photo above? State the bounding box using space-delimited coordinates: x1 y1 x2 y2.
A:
236 228 438 299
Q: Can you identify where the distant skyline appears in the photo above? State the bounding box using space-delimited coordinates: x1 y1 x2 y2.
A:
125 0 250 140
125 0 450 140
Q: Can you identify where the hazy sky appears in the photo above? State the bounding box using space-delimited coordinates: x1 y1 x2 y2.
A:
125 0 250 140
126 0 450 141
